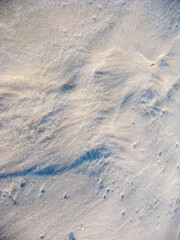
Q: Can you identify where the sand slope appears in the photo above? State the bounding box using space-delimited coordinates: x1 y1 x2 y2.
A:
0 0 180 239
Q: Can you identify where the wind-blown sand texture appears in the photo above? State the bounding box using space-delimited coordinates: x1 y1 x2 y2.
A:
0 1 180 239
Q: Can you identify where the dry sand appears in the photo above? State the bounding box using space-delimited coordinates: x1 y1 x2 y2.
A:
0 1 180 239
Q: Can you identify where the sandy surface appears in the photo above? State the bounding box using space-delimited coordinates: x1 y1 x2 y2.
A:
0 0 180 239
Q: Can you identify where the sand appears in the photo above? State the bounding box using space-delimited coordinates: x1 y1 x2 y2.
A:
0 0 180 239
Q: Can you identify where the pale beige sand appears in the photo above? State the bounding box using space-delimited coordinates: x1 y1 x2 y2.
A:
0 1 179 239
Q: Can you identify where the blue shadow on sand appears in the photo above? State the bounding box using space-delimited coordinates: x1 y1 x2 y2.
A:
0 147 108 179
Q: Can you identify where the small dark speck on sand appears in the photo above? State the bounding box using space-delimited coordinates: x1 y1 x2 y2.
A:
69 232 76 240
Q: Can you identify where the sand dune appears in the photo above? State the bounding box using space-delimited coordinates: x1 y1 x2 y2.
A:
0 0 180 239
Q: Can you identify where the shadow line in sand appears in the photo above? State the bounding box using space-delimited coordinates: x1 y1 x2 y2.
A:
0 147 108 180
